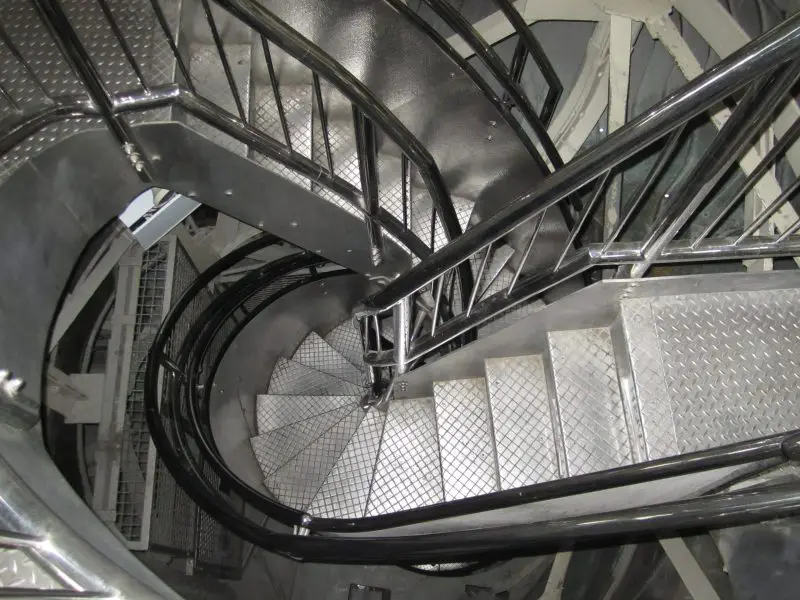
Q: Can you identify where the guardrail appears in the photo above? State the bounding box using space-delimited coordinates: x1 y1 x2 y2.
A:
359 12 800 370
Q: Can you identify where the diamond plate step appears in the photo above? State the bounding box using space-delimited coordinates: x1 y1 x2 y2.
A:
433 378 499 500
292 332 364 386
308 407 386 519
366 399 443 515
547 328 632 477
249 404 354 478
265 406 365 510
255 394 358 435
268 357 361 396
621 289 800 455
485 355 561 489
324 321 365 370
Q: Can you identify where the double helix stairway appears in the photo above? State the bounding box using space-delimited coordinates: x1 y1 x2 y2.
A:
4 0 800 595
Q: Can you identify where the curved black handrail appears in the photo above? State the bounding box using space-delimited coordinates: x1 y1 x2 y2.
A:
146 231 800 547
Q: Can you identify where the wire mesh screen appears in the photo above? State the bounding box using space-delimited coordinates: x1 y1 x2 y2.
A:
149 240 206 555
115 241 170 544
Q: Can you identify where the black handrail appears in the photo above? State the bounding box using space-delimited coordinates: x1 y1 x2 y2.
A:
146 233 800 546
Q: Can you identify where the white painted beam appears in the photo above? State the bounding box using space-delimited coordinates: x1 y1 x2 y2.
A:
538 551 572 600
606 14 633 238
49 229 135 352
447 0 606 58
660 537 722 600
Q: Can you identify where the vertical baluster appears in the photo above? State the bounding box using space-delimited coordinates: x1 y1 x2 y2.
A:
313 73 334 174
401 154 409 229
430 271 448 335
200 0 246 121
148 0 195 94
393 297 412 374
493 0 563 127
506 213 544 295
601 124 685 252
353 107 384 266
95 0 149 91
429 208 438 251
554 172 610 271
261 36 291 149
467 243 492 315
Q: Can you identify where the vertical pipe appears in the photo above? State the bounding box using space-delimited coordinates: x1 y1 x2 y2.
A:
393 297 412 375
353 107 384 265
261 36 292 149
312 73 334 174
200 0 246 121
96 0 149 90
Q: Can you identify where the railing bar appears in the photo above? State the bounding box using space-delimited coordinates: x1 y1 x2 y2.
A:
0 21 50 97
430 272 446 335
200 0 246 121
632 63 800 277
95 0 149 91
401 154 409 229
692 115 800 247
429 208 438 251
363 13 800 312
467 242 493 315
775 216 800 243
735 176 800 243
508 38 527 85
493 0 563 126
507 212 544 295
147 0 195 94
423 0 563 170
555 172 611 271
602 124 686 252
313 73 334 174
372 314 382 352
0 82 20 111
353 106 384 265
261 36 291 150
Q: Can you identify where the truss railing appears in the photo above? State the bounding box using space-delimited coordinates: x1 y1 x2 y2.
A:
360 12 800 370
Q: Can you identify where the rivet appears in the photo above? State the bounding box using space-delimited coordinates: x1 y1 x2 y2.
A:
290 221 298 228
224 189 233 197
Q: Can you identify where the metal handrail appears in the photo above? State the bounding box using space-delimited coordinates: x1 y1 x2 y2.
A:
1 0 473 300
360 12 800 368
143 213 800 551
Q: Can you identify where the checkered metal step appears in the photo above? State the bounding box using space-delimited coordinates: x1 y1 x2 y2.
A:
243 288 800 520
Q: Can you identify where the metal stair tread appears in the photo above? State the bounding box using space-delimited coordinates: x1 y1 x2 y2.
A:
366 398 443 515
265 406 365 510
308 407 387 519
323 321 365 369
485 355 561 488
291 332 364 386
621 289 800 454
249 404 354 478
433 378 499 501
548 328 633 477
267 357 361 396
255 394 359 435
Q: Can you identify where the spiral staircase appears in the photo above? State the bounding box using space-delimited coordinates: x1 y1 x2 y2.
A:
2 0 800 598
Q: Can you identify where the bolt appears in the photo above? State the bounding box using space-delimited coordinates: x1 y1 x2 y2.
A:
398 381 408 392
301 513 312 527
486 134 493 141
290 221 298 228
488 120 497 127
0 371 24 397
